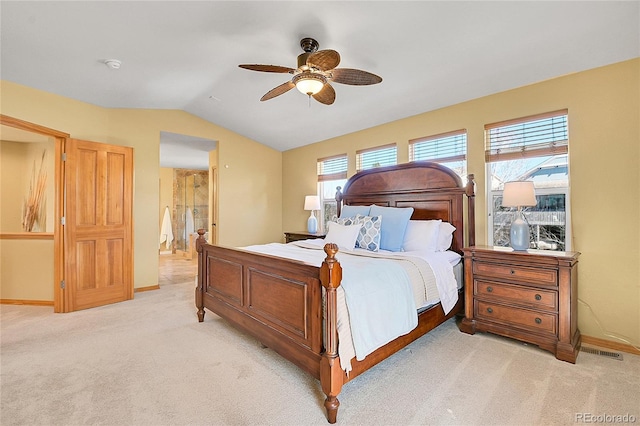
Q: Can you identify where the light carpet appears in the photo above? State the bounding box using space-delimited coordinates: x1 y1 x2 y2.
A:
1 274 639 425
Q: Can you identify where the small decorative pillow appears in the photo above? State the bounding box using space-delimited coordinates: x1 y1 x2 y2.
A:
353 214 382 251
324 222 362 251
333 216 356 226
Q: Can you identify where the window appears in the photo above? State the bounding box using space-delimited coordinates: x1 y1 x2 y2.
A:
485 110 570 251
409 129 467 180
317 154 347 229
355 144 397 172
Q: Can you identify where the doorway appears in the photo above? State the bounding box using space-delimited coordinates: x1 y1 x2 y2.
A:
1 115 134 313
0 122 58 305
158 131 217 267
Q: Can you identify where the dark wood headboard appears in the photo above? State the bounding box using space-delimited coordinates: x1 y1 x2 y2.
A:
335 161 475 254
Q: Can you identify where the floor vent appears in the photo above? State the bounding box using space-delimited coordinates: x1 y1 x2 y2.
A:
582 346 623 361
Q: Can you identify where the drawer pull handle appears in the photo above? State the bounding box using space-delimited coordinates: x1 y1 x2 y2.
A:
487 307 493 314
535 294 542 301
535 317 542 324
487 286 493 293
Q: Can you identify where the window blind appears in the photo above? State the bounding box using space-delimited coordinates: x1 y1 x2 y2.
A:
356 144 397 172
409 129 467 163
317 154 347 182
485 110 568 162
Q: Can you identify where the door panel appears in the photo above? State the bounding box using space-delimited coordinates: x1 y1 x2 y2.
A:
65 139 133 311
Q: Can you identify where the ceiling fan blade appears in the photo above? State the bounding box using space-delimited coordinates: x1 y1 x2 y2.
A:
260 81 295 101
312 83 336 105
330 68 382 85
239 64 295 73
307 49 340 71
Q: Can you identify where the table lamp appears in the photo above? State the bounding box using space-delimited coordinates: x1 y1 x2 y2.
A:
502 181 536 251
304 195 321 234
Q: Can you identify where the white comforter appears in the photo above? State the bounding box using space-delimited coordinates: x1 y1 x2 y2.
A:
241 239 459 373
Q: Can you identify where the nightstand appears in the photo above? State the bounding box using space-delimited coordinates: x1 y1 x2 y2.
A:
459 245 581 363
284 231 326 243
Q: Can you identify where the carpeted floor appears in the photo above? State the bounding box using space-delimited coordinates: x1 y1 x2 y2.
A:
1 255 638 426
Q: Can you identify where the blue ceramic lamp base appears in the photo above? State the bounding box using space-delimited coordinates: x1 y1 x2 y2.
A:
307 213 318 234
510 211 530 251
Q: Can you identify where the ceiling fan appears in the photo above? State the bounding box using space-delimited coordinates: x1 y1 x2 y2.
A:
239 37 382 105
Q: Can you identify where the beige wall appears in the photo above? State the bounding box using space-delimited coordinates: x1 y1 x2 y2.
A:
1 141 30 232
0 80 283 295
283 58 640 346
0 239 54 301
159 167 174 227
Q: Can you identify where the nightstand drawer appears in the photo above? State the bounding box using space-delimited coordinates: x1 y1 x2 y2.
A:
473 262 557 286
474 280 557 311
475 300 557 336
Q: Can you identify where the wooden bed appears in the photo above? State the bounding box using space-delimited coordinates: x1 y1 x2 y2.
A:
195 161 475 423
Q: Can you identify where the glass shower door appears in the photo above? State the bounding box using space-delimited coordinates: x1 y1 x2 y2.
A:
174 169 208 255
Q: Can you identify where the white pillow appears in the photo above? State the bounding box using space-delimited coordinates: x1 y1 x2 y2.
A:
324 222 362 251
332 214 381 251
437 222 456 251
403 219 441 252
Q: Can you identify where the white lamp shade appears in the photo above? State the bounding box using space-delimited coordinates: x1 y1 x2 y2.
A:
304 195 321 211
502 181 536 207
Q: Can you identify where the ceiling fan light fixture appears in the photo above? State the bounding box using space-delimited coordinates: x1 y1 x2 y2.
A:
293 72 326 95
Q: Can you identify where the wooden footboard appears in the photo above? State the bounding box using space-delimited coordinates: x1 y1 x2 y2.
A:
196 231 345 422
196 232 325 376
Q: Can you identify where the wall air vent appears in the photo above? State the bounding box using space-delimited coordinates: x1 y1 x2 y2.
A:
581 346 623 361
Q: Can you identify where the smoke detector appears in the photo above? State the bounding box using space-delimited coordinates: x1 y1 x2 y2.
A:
104 59 121 70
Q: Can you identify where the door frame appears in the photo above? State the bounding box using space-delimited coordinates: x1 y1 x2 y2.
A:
0 115 69 312
209 166 218 244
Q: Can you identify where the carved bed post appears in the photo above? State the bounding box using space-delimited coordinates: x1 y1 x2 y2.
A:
465 174 476 247
319 243 343 424
195 228 207 322
335 186 343 218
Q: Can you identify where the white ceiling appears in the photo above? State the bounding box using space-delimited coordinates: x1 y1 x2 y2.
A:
2 1 638 166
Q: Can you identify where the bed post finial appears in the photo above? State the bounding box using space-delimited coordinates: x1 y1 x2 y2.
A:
335 186 343 218
320 242 343 423
196 228 207 253
195 228 207 322
465 174 476 247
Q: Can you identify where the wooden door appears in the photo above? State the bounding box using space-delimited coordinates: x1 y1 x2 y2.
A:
64 139 133 311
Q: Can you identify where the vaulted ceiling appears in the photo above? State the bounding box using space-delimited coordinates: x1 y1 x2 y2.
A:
2 1 638 159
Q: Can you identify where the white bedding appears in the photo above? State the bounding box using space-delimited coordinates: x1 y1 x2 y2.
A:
241 239 461 373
